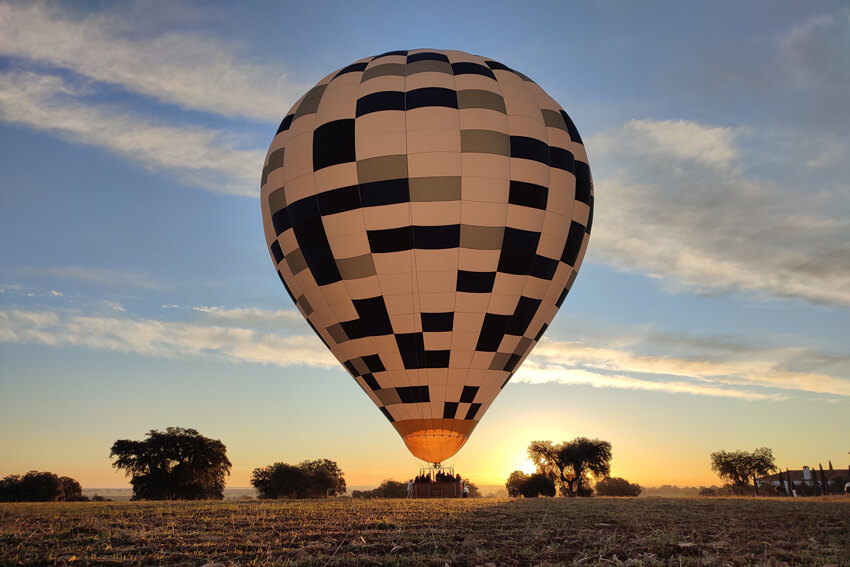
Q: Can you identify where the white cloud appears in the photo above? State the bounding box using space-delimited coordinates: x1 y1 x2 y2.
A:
0 308 335 369
0 2 305 120
0 72 264 196
2 307 847 401
591 119 739 170
514 337 850 399
49 290 63 297
191 305 302 323
587 119 850 306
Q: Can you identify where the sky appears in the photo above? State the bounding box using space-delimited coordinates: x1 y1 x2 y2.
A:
1 0 848 491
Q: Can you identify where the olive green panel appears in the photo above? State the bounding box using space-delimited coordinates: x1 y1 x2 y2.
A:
410 176 462 202
541 109 568 131
460 225 505 250
376 388 402 406
357 154 409 183
405 60 453 76
457 90 507 113
460 129 510 156
267 187 288 214
285 248 308 274
361 63 406 82
293 84 327 119
336 254 377 280
326 323 348 344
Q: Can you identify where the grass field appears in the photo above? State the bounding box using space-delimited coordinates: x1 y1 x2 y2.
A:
2 497 848 566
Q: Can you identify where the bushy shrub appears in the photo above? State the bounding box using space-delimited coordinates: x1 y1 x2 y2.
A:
595 477 642 497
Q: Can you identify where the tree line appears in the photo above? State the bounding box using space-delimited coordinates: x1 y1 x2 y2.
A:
0 471 87 502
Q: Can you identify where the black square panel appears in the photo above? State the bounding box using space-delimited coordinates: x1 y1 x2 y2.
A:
510 136 549 165
475 313 512 352
561 221 586 266
457 270 496 293
412 225 460 249
507 296 542 336
421 312 454 332
317 185 361 215
465 403 481 420
560 109 584 144
405 87 458 110
356 91 406 117
548 146 575 173
508 180 548 210
270 240 284 264
353 297 394 336
407 52 450 64
359 179 410 207
451 62 496 79
313 119 356 171
397 385 430 403
361 373 381 391
460 386 479 403
368 227 414 253
341 319 368 340
443 402 458 419
574 161 592 205
497 227 541 275
361 354 386 373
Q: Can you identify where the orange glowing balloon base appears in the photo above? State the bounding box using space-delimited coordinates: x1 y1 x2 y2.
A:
393 419 478 463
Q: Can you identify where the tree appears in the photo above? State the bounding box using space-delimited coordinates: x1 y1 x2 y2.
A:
710 447 776 495
464 480 481 498
0 471 86 502
298 459 346 497
110 427 231 500
596 477 642 497
352 479 408 498
504 470 556 498
528 437 612 497
252 463 309 499
506 470 528 497
251 459 346 499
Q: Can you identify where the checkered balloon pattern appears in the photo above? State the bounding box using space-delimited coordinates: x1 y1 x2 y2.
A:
261 49 593 463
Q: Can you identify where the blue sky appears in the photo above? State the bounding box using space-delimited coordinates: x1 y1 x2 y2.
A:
1 0 848 489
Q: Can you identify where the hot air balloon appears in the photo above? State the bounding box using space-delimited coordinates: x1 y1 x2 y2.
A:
261 49 592 465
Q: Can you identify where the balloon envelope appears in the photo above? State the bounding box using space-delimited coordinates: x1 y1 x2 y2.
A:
261 49 593 463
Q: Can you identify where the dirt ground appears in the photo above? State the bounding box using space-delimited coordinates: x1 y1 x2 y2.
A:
1 496 848 566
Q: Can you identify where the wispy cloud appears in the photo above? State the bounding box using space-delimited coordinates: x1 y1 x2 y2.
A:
0 308 335 369
0 2 304 120
2 307 847 400
0 72 264 196
515 338 850 399
588 119 850 306
191 305 302 323
15 266 162 290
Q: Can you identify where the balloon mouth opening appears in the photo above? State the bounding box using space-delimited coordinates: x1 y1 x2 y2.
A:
392 419 478 463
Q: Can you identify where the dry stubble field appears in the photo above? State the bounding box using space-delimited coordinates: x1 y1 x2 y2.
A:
1 497 849 566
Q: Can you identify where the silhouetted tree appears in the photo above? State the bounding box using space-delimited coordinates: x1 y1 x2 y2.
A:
0 471 86 502
251 459 346 499
298 458 346 497
504 470 556 498
596 477 642 497
352 479 408 499
710 447 776 494
252 463 309 499
110 427 231 500
528 438 612 497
